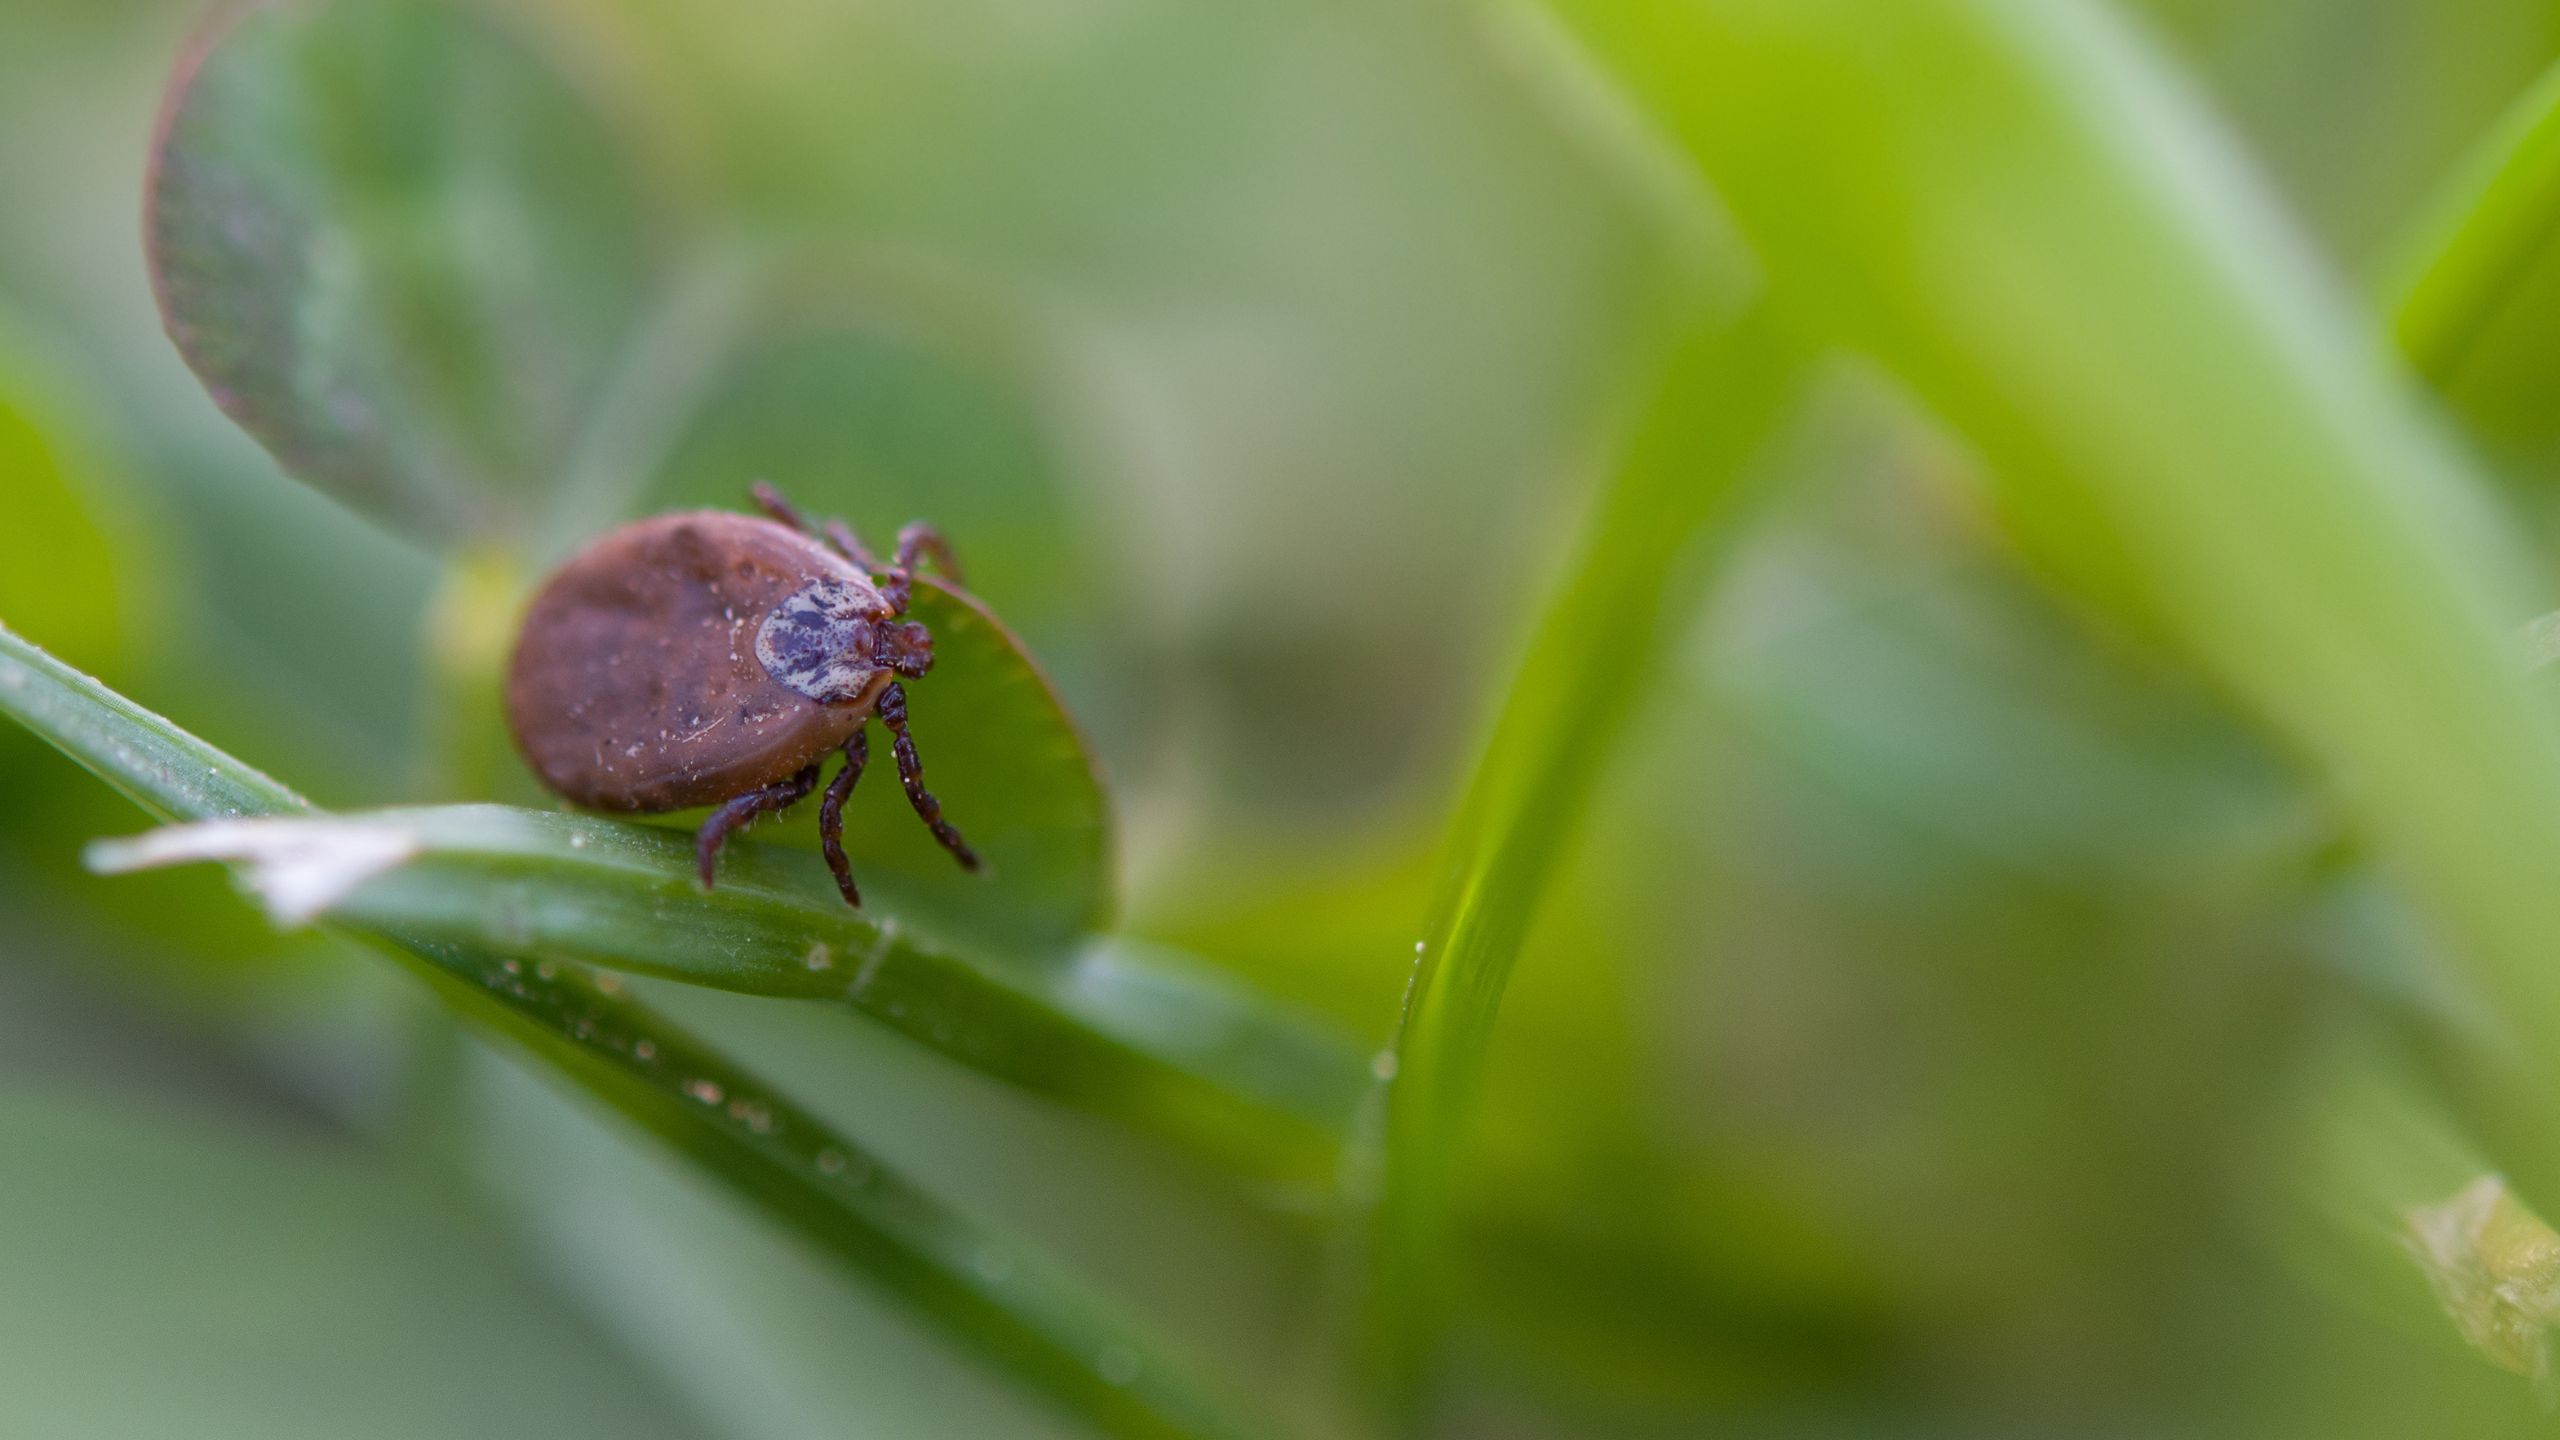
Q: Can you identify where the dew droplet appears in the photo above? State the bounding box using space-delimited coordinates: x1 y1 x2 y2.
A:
632 1038 656 1061
594 972 624 996
535 961 558 982
685 1078 724 1105
1371 1051 1400 1081
804 942 834 972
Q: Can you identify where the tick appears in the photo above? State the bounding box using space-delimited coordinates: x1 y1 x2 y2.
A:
504 483 982 908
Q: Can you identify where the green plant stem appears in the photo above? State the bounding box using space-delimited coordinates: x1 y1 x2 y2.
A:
2383 55 2560 385
0 622 1271 1440
419 545 526 795
1359 299 1807 1407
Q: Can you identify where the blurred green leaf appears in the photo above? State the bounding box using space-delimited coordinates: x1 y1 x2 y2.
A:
2384 54 2560 390
2378 46 2560 491
1363 300 1807 1403
1545 0 2560 1196
147 0 658 543
0 623 1270 1440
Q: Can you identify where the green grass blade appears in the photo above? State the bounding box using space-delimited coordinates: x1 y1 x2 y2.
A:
0 621 312 823
85 801 1364 1185
1359 301 1808 1403
1541 0 2560 1193
2383 55 2560 385
0 623 1269 1440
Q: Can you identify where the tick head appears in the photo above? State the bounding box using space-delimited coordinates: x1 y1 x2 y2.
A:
881 620 935 678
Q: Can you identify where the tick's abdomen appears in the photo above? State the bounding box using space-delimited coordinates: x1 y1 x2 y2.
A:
505 512 877 811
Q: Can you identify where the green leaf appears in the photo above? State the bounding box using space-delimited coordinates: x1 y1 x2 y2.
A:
2385 54 2560 393
147 0 657 543
1540 0 2560 1191
0 622 1271 1440
1361 300 1809 1402
2377 49 2560 486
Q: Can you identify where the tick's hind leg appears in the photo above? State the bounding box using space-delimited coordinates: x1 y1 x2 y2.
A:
817 730 870 908
749 481 877 568
876 683 981 872
694 763 822 890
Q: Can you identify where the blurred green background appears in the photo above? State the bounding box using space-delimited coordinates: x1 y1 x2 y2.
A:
10 0 2560 1435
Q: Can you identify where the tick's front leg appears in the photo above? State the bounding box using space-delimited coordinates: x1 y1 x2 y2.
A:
875 683 980 872
817 729 871 908
873 523 963 618
893 523 963 586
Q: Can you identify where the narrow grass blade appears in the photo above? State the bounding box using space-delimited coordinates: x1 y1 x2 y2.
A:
1359 302 1808 1404
2384 55 2560 385
87 802 1365 1185
0 623 1270 1440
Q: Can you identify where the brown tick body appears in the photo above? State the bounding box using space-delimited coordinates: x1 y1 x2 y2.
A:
504 484 980 908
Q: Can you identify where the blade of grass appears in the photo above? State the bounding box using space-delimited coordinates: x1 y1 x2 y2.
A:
2382 54 2560 386
1358 299 1808 1405
85 802 1365 1188
0 622 1268 1440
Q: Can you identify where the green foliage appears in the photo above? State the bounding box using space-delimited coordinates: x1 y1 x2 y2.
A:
25 0 2560 1436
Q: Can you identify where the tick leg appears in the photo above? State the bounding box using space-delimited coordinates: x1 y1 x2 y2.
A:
818 729 870 908
749 481 878 568
875 683 981 872
749 480 812 532
693 762 821 890
825 519 877 570
893 523 964 586
874 524 962 619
